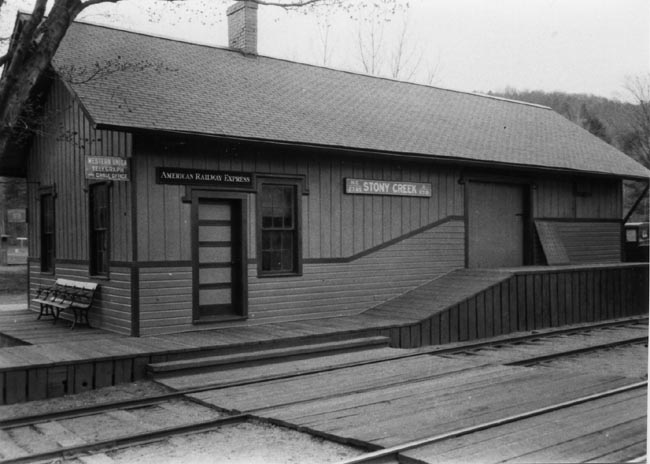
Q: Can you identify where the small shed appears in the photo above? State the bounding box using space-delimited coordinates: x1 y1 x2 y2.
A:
1 4 647 337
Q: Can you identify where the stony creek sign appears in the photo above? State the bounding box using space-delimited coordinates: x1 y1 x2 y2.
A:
156 167 254 189
345 178 432 197
85 156 130 181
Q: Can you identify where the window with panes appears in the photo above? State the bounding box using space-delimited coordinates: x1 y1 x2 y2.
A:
259 183 300 275
89 183 110 277
40 191 55 273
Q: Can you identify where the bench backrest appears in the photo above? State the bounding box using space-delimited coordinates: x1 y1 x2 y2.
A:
54 278 98 291
52 279 98 306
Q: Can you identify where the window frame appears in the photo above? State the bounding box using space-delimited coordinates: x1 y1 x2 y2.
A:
256 178 303 277
39 187 55 274
89 181 111 278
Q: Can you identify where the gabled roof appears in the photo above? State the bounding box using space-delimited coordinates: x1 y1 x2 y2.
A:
29 20 650 179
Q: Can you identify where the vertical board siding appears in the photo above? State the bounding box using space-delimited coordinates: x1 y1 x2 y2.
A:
27 82 132 261
535 177 621 219
135 142 464 262
407 264 648 348
25 80 133 334
27 262 131 335
27 79 132 264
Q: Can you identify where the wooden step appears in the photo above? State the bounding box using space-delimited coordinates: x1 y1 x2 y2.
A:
147 336 390 376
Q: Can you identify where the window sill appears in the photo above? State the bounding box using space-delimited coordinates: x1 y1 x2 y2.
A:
257 271 303 278
193 315 247 324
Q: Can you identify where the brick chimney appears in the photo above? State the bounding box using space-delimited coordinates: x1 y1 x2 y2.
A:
227 1 258 55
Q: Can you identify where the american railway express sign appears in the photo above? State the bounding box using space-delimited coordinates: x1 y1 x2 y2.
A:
345 178 432 197
156 167 253 188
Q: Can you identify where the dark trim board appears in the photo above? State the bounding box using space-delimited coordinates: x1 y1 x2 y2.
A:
191 190 248 323
131 267 140 337
534 217 623 223
131 154 139 336
303 215 465 264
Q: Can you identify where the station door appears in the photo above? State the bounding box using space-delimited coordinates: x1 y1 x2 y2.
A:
467 181 526 268
192 195 246 322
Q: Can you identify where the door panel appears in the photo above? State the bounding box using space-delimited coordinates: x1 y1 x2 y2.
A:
199 267 232 285
193 197 246 321
468 182 526 268
198 246 231 263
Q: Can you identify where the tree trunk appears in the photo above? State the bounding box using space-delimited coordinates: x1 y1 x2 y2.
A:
0 0 85 164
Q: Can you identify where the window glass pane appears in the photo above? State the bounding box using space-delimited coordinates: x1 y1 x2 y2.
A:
260 183 298 274
90 184 110 276
40 193 54 272
626 229 638 242
262 251 271 271
281 248 293 270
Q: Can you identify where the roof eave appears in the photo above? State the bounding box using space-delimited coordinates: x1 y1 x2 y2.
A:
95 123 650 181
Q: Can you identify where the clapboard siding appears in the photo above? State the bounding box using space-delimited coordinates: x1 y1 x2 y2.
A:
535 177 621 219
136 220 465 335
138 267 192 335
27 262 131 335
26 79 133 264
247 220 465 320
542 221 621 263
134 138 464 262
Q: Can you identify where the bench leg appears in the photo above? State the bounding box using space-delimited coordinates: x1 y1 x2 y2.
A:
70 309 91 329
37 303 47 320
70 308 78 330
52 306 61 325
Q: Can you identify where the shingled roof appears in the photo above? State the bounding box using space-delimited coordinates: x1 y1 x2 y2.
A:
43 21 647 179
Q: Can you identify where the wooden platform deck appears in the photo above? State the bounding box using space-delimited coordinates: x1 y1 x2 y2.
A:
0 309 124 346
185 345 645 460
0 263 647 404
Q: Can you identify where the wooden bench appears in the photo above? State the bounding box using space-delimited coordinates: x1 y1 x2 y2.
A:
33 279 98 329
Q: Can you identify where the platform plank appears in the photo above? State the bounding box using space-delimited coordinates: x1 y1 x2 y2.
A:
400 388 646 463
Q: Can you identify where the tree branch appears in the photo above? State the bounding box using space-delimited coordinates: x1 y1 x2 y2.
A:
81 0 122 10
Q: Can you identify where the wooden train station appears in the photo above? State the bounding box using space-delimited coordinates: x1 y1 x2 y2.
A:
0 2 648 408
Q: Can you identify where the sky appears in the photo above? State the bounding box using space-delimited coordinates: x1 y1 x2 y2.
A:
2 0 649 101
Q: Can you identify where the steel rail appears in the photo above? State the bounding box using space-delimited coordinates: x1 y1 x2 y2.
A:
506 336 648 366
1 317 646 429
0 414 250 464
334 381 648 464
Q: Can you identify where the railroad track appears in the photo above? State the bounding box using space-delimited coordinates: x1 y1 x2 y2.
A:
335 381 648 464
0 317 646 463
2 317 645 430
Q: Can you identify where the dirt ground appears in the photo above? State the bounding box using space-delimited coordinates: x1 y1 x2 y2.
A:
86 421 369 464
0 265 27 293
0 265 27 309
0 381 173 419
0 380 373 464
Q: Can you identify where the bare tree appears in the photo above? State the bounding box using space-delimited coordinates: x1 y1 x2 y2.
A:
0 0 401 164
623 74 650 168
356 18 383 76
315 17 332 66
354 8 441 86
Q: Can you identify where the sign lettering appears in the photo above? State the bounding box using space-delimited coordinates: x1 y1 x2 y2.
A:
345 178 432 197
7 209 26 223
156 167 254 189
85 156 130 181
